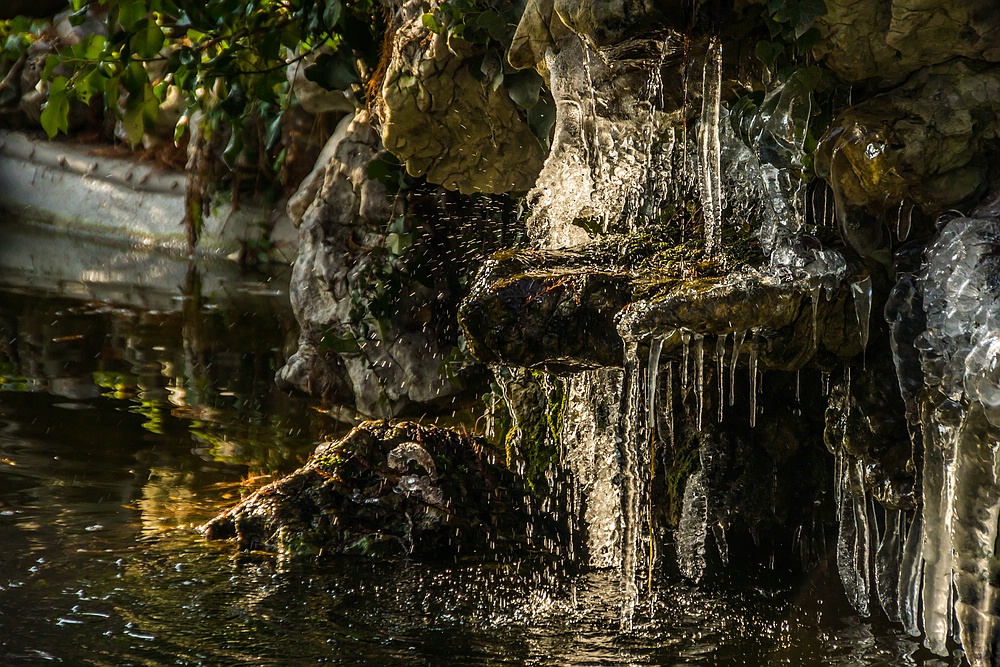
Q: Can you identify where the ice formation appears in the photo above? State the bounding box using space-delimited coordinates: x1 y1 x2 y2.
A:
523 25 1000 665
833 216 1000 664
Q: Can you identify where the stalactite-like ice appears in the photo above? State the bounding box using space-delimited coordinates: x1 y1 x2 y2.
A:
677 469 709 582
836 451 872 617
905 216 1000 663
620 343 651 630
698 37 723 257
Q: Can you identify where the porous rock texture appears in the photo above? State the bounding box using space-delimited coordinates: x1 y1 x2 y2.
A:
379 3 546 195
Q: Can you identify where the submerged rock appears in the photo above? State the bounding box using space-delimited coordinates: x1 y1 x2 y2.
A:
201 421 528 557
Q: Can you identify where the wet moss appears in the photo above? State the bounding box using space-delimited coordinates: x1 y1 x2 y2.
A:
499 368 564 493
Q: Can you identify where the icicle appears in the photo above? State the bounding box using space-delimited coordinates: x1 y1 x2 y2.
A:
951 405 1000 667
836 453 872 616
875 508 904 622
676 469 708 582
620 342 654 632
681 330 691 398
716 333 727 422
666 361 675 452
851 276 873 355
694 333 705 431
920 399 961 656
748 337 759 428
699 36 724 257
712 520 729 567
898 511 924 636
647 336 665 447
811 285 821 352
729 330 745 407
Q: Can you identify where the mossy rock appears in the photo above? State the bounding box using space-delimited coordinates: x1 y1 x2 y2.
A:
200 421 531 558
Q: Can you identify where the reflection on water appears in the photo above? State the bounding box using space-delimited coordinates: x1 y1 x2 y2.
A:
0 222 963 665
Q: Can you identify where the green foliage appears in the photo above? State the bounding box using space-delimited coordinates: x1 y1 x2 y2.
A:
420 0 525 48
756 0 827 84
349 212 421 340
2 0 386 250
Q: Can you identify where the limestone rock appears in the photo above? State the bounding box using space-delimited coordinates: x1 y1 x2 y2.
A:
379 10 545 194
276 111 462 416
816 60 1000 255
509 0 574 72
813 0 1000 84
286 47 358 115
200 421 527 557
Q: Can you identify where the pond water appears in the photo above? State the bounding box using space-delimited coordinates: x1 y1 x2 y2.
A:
0 220 963 665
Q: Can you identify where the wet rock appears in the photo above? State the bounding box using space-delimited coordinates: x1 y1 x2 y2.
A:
813 0 1000 84
816 60 1000 256
276 111 464 416
618 263 869 371
379 4 545 195
460 234 870 373
492 367 564 491
824 355 915 510
458 248 634 372
201 421 528 557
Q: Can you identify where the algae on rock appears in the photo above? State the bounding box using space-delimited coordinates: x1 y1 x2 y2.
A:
201 421 530 557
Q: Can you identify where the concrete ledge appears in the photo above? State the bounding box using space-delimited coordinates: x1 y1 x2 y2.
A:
0 130 297 261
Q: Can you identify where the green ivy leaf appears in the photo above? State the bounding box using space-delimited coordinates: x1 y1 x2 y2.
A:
319 330 362 354
795 0 828 37
118 0 148 31
323 0 342 28
527 93 555 150
265 110 284 151
130 18 165 59
387 232 413 256
755 41 784 74
505 69 543 110
474 10 508 43
122 65 159 146
40 76 70 138
222 129 244 168
304 50 359 91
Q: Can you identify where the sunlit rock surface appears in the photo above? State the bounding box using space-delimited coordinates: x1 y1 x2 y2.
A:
201 421 528 557
379 2 545 195
813 0 1000 84
816 60 1000 257
277 111 464 415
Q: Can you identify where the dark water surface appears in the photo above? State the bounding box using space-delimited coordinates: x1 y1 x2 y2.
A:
0 221 962 665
